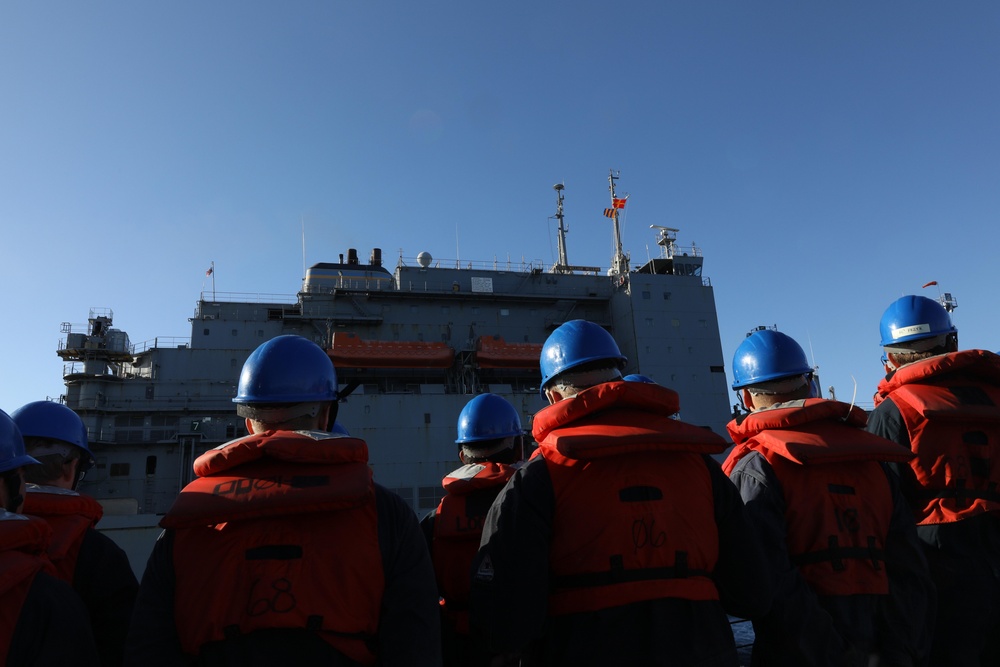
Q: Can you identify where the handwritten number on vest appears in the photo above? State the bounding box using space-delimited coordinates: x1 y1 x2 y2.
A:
632 516 667 554
247 577 298 616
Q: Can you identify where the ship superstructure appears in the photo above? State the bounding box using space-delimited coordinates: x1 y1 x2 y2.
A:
57 174 731 572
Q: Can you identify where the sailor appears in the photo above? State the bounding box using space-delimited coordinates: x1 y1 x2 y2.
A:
421 393 526 667
723 328 934 666
12 400 138 667
124 335 442 666
0 407 100 666
867 295 1000 664
469 319 772 665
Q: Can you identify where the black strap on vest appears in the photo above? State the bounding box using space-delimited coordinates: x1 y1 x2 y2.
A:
791 535 885 572
552 550 711 590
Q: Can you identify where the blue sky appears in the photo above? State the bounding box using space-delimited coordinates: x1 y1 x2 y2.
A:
1 1 998 419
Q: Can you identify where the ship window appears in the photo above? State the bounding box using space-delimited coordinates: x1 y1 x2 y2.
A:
672 319 680 328
500 308 509 316
145 456 157 476
645 318 653 327
231 329 238 336
226 424 236 438
110 463 130 477
145 385 154 399
663 292 671 300
641 291 651 300
418 485 444 510
203 328 210 336
231 358 239 367
424 413 431 425
710 365 725 373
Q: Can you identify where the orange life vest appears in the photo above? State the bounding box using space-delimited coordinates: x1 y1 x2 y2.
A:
533 382 727 616
0 513 53 663
431 462 516 634
875 350 1000 525
727 399 912 595
162 430 384 665
22 487 103 584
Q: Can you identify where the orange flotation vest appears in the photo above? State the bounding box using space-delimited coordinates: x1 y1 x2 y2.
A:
0 513 53 662
162 430 383 665
22 487 103 584
431 462 516 634
875 350 1000 525
726 399 913 596
533 382 727 616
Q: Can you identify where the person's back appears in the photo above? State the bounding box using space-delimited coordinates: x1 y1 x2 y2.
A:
0 409 100 667
13 400 139 667
124 335 441 666
867 296 1000 664
422 393 525 667
725 328 934 666
470 320 771 666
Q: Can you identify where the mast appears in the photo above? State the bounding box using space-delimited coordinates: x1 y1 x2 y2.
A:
608 169 629 276
553 183 570 273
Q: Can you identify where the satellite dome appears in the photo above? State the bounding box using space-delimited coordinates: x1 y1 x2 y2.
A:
417 252 432 268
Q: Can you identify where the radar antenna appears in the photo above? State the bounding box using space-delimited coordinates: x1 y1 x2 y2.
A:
552 183 570 273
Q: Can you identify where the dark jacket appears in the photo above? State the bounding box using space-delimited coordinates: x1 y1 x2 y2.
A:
1 510 100 667
25 485 138 667
727 399 934 666
124 430 442 667
470 382 772 666
868 350 1000 665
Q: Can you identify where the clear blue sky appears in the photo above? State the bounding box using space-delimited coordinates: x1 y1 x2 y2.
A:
1 1 998 418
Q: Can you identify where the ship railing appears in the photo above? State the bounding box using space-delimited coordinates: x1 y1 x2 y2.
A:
301 278 392 294
131 337 192 355
197 291 298 306
396 255 552 274
657 243 703 260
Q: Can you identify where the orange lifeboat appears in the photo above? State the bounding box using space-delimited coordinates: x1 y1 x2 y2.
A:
475 335 542 369
330 332 454 369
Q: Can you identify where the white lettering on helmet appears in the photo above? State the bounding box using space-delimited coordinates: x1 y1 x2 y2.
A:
891 323 930 340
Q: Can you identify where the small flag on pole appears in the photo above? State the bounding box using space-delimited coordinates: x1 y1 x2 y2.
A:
206 266 214 277
921 281 937 288
603 208 615 218
613 198 627 209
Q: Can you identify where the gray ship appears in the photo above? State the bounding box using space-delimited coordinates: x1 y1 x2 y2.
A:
56 172 733 575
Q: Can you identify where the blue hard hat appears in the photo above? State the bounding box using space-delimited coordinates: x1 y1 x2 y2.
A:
0 409 39 475
234 335 338 404
879 295 956 347
623 374 656 384
11 401 92 459
455 394 523 444
732 329 812 390
540 320 627 392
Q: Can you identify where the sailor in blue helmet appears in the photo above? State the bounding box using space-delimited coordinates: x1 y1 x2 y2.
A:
421 393 526 667
0 408 100 666
12 400 138 667
126 335 441 666
723 327 934 666
867 295 1000 664
470 319 772 666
